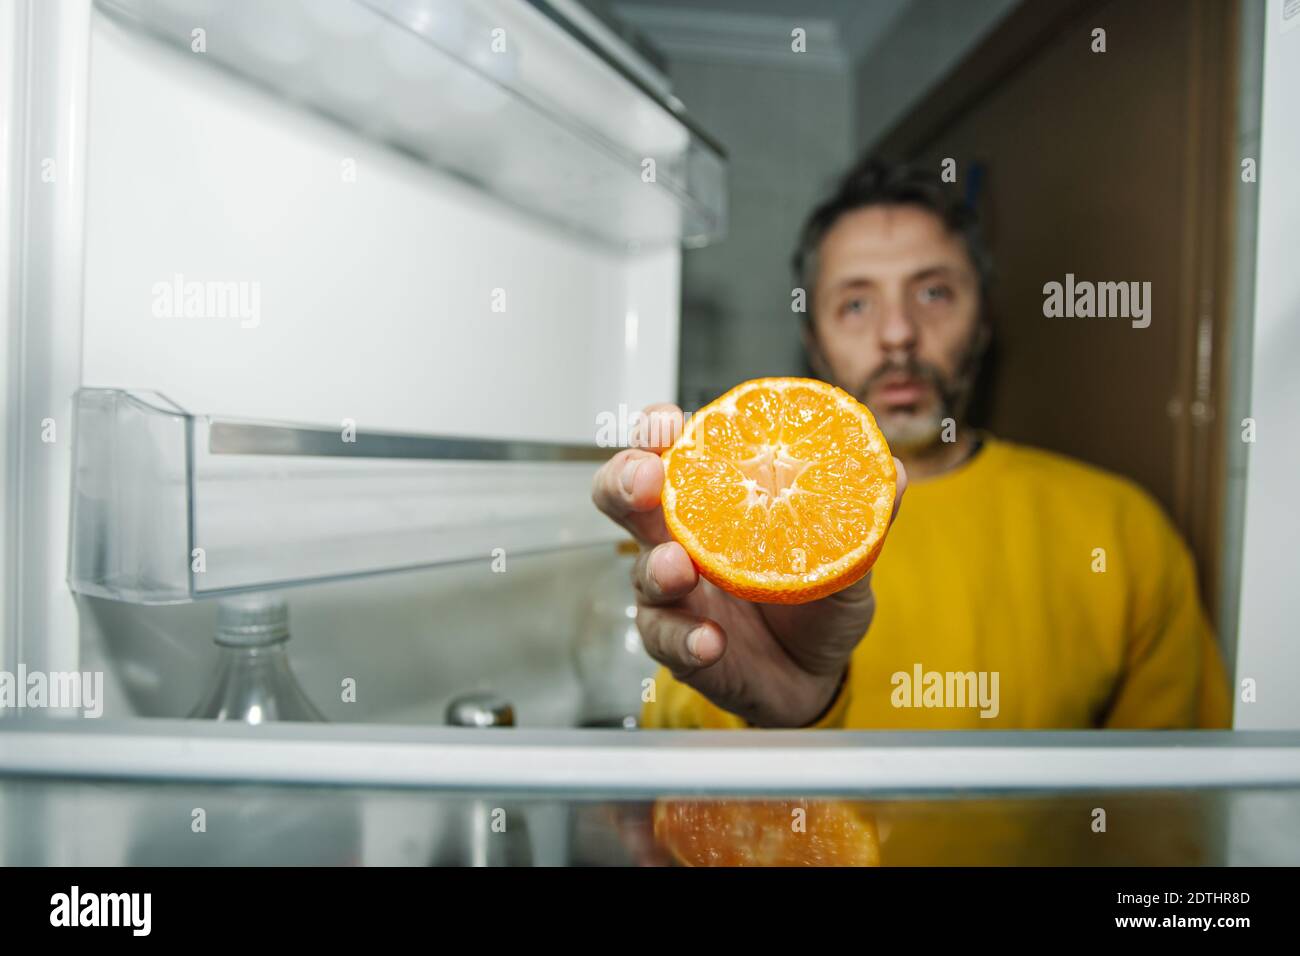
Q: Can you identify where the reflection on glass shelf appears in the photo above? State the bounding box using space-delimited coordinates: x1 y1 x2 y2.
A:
5 720 1299 864
4 775 1293 866
69 388 618 604
95 0 727 248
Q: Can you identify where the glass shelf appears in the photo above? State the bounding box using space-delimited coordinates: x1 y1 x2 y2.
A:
6 719 1298 794
94 0 728 249
6 721 1297 864
69 388 619 604
2 772 1286 865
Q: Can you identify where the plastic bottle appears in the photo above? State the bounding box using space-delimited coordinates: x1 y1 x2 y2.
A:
570 540 658 728
188 592 325 723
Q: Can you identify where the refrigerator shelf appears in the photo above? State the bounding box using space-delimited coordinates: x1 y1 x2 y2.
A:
4 719 1299 795
93 0 727 249
69 388 620 604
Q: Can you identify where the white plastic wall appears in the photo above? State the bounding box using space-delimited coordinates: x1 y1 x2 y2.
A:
1235 0 1300 730
80 11 678 442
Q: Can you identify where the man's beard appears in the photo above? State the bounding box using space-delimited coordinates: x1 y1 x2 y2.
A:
851 345 982 454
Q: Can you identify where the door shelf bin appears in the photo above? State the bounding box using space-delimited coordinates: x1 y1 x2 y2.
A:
69 387 618 604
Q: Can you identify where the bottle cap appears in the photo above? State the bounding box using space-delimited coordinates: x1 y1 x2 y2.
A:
215 593 290 646
445 691 516 727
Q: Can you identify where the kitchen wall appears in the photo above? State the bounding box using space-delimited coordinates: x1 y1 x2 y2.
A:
665 57 854 408
853 0 1019 151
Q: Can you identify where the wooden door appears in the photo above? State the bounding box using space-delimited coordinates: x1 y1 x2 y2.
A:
877 0 1239 620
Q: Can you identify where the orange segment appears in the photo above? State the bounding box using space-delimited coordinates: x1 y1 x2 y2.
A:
653 798 881 867
660 377 896 604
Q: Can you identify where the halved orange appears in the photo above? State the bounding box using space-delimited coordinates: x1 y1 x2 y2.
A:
653 798 881 867
660 377 896 605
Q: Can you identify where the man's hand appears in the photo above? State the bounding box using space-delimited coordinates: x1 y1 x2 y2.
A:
591 403 907 728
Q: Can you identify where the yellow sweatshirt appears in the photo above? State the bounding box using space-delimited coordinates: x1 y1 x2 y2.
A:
642 435 1233 732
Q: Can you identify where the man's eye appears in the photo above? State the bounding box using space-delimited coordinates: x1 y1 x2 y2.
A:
840 298 867 318
918 284 953 304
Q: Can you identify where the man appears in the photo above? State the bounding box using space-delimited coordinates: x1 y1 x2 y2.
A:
592 158 1231 734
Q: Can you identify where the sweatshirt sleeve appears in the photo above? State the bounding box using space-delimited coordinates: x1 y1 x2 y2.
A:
640 661 855 729
639 666 744 729
1102 494 1233 730
791 662 854 729
1196 623 1233 729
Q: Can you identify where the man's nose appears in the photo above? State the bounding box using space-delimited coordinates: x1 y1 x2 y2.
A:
877 297 918 351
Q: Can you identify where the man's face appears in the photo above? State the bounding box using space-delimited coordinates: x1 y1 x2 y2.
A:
808 204 985 453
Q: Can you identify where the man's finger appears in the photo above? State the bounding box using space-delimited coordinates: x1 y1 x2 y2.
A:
633 542 698 606
591 448 671 546
636 606 726 677
631 404 684 453
889 457 908 525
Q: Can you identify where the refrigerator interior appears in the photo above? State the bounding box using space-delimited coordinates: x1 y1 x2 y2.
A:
2 0 1300 868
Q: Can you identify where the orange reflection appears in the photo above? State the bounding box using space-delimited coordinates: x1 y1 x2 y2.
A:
652 798 881 867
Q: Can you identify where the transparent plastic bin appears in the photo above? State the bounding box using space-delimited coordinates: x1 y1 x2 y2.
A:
69 388 618 604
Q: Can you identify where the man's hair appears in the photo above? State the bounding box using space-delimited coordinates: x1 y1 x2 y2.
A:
792 158 994 320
